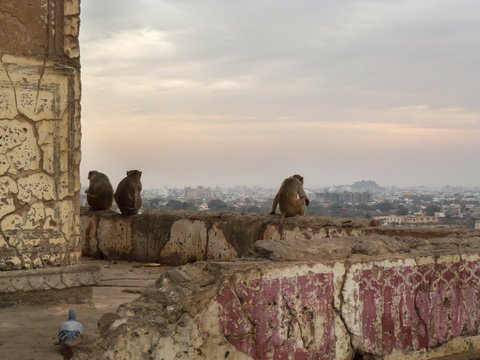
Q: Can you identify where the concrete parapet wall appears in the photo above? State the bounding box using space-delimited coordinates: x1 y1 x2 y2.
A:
73 212 480 359
80 208 379 265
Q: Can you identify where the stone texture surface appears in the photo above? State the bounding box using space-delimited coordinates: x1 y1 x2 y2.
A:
0 0 58 57
70 227 480 360
70 261 351 360
81 208 480 266
0 264 100 294
0 0 81 271
80 208 379 265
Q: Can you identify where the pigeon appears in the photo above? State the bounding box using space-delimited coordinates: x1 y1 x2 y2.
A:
58 309 84 343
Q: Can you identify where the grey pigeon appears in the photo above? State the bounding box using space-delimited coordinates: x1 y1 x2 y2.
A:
58 309 83 343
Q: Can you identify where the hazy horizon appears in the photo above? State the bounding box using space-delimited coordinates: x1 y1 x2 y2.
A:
82 179 480 193
79 0 480 189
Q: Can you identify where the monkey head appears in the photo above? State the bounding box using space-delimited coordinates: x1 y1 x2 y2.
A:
126 170 142 179
292 174 304 184
88 170 98 179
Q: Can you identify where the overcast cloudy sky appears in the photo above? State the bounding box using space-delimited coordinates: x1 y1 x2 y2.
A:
79 0 480 189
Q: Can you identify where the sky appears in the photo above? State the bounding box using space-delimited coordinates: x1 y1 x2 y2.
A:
79 0 480 189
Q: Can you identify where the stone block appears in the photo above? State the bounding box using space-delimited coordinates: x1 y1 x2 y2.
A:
97 216 133 259
0 154 9 174
159 219 208 265
0 265 100 295
17 173 57 202
0 119 40 174
11 276 30 291
62 272 79 288
0 66 18 119
64 0 80 16
207 224 238 260
1 59 72 121
0 278 15 293
64 16 80 37
46 274 63 289
0 176 17 218
80 213 98 256
64 36 80 58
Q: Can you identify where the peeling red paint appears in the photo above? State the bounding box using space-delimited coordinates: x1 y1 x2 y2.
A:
216 257 480 358
216 273 336 360
355 259 480 354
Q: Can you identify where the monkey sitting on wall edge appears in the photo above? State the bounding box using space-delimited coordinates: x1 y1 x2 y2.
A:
114 170 143 215
85 170 114 211
270 174 310 236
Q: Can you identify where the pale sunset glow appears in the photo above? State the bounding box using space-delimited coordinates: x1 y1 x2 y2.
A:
80 0 480 189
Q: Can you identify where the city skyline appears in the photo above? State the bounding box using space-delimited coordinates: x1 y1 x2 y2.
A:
79 0 480 189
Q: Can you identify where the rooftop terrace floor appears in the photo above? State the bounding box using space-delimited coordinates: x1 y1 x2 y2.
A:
0 258 171 360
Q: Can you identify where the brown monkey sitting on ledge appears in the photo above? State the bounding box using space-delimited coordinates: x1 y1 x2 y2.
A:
114 170 143 215
85 171 114 211
270 174 310 236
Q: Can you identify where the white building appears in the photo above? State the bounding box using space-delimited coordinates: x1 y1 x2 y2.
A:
475 220 480 230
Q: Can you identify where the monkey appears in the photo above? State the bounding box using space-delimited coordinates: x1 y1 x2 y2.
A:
114 170 143 215
85 171 114 211
270 174 310 237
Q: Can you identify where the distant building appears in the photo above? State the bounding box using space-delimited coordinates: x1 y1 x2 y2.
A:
475 220 480 230
375 215 439 225
198 202 209 211
184 186 213 201
315 191 372 205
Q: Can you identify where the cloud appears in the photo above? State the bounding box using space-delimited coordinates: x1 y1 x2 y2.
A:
79 0 480 187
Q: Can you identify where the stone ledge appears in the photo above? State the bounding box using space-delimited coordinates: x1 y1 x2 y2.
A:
80 207 380 265
80 208 480 266
0 264 100 293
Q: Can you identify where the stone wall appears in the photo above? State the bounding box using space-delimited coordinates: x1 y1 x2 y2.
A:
71 227 480 360
0 263 99 307
0 0 82 270
80 208 379 265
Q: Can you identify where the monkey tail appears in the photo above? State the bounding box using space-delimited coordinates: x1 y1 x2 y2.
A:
279 213 286 240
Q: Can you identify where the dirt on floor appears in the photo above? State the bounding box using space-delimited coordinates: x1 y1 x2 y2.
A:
0 258 171 360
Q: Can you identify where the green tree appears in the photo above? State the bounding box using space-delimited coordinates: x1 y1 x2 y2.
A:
306 204 329 216
165 200 185 210
328 203 346 217
208 199 229 212
396 205 409 215
184 201 198 211
376 201 394 212
425 204 441 216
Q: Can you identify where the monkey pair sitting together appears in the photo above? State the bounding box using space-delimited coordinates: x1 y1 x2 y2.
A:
85 170 142 215
270 174 310 235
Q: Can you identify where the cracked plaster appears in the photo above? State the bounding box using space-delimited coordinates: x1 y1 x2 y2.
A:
0 0 81 271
